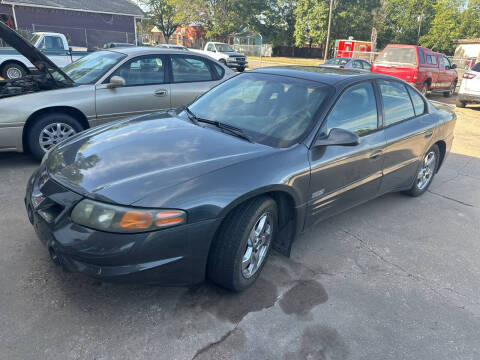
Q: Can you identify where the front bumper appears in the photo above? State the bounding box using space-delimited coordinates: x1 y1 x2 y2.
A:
226 60 247 69
25 168 220 285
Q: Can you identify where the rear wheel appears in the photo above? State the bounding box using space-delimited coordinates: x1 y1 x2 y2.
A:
27 112 84 161
1 62 26 80
420 82 429 97
404 144 440 197
207 196 278 292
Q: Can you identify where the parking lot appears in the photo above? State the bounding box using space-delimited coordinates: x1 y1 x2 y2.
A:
0 95 479 360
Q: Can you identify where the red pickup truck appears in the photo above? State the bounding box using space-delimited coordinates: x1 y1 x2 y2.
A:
371 44 458 97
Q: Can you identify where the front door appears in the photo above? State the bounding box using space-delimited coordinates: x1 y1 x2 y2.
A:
307 81 386 227
95 54 171 124
377 80 435 193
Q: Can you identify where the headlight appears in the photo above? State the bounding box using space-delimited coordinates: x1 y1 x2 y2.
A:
227 57 232 61
71 199 186 233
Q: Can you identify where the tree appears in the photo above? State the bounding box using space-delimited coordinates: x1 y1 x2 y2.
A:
141 0 179 43
254 0 297 46
420 0 461 54
332 0 381 43
294 0 329 47
459 0 480 39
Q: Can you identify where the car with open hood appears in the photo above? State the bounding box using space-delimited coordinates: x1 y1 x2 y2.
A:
0 22 234 160
25 66 456 292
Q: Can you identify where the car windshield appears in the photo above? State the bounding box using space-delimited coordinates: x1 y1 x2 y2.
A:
62 51 126 84
325 58 350 65
375 47 418 65
187 73 331 147
215 43 234 52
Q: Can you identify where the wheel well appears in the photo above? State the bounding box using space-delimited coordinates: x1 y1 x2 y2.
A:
0 60 29 74
22 106 89 153
435 140 446 172
213 190 297 257
424 78 432 87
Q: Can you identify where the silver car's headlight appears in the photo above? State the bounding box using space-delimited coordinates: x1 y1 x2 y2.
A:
71 199 186 233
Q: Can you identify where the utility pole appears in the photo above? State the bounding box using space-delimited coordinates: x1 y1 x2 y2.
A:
324 0 334 61
417 9 424 43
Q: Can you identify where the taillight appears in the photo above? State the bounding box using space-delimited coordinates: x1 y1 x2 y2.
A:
413 69 419 80
463 73 476 79
339 65 344 69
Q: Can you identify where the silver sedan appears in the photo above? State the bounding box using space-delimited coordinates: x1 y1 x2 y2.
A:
0 47 234 159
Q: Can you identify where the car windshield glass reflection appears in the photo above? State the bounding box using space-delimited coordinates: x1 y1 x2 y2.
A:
188 73 331 147
63 51 126 84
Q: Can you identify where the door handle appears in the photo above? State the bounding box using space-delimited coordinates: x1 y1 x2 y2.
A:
154 89 168 97
425 131 433 139
369 150 383 160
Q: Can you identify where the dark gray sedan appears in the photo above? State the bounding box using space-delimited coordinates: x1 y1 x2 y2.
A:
323 57 371 71
25 67 456 291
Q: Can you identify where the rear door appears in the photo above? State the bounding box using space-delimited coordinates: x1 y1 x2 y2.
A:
439 55 457 88
169 54 224 108
377 80 435 193
307 81 386 226
95 54 171 123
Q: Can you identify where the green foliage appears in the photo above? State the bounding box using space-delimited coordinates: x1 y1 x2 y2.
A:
254 0 297 46
332 0 381 43
294 0 329 46
141 0 180 43
459 0 480 39
420 0 461 54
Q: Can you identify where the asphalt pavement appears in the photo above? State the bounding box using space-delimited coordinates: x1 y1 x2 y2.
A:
0 96 479 360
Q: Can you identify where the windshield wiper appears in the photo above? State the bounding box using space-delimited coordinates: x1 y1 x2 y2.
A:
184 108 253 143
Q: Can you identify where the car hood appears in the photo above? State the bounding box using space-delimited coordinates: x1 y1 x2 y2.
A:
0 22 73 84
220 51 245 57
46 113 274 205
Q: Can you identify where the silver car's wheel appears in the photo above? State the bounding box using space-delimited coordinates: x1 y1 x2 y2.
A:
242 213 273 279
416 151 436 190
6 67 22 79
39 123 77 152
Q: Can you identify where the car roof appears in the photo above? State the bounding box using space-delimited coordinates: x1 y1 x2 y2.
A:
250 66 387 86
106 46 195 56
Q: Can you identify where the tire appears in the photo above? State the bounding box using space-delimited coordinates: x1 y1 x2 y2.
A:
1 62 27 80
207 196 278 292
27 112 84 161
443 81 456 97
420 82 429 97
456 98 466 108
404 144 440 197
237 67 245 72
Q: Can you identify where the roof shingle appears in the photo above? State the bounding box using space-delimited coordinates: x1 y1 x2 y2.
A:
1 0 144 16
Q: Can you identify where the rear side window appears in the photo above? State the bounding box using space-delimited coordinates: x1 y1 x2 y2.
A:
327 82 378 135
171 55 213 82
472 63 480 72
426 55 437 65
375 47 417 65
212 61 225 79
418 49 425 64
378 80 415 126
407 87 426 116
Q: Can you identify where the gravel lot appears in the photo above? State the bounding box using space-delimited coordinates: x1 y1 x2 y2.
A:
0 95 479 360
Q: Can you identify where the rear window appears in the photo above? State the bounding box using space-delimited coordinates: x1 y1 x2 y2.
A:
375 47 418 65
325 58 350 66
472 63 480 72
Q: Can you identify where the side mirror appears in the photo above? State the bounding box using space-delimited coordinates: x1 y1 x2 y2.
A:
107 76 126 89
451 64 457 69
314 128 360 147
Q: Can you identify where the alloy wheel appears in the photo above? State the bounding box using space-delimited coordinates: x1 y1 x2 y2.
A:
416 151 436 190
242 212 273 279
6 67 22 79
39 123 77 152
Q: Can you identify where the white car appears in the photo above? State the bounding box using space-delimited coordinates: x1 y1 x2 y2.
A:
457 63 480 108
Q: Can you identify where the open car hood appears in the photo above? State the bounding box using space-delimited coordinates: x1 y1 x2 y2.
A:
0 21 73 84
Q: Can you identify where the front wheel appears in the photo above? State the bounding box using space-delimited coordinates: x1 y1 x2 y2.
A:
27 112 84 161
404 145 440 197
443 81 456 97
207 196 278 292
1 62 26 80
456 98 466 108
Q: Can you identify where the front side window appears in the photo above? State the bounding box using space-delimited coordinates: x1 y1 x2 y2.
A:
407 87 426 116
362 61 371 69
111 55 165 86
188 73 331 147
327 82 378 135
171 55 213 82
443 56 451 69
63 51 126 84
378 80 415 126
44 36 64 50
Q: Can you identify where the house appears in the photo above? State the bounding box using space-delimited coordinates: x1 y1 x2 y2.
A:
454 39 480 62
0 0 144 49
175 25 206 49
